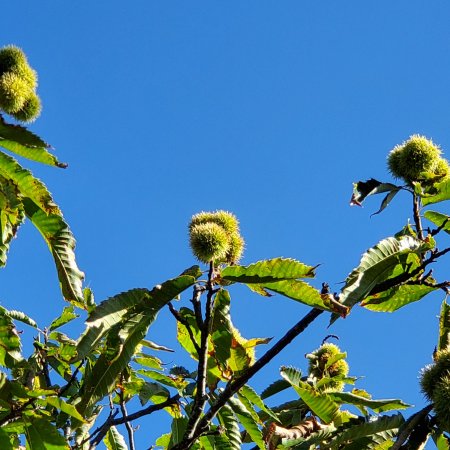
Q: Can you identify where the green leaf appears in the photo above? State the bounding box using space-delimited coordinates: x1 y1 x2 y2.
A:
261 280 330 310
104 426 128 450
141 339 174 352
134 353 162 370
327 414 404 448
424 210 450 234
24 414 69 450
44 396 86 422
23 198 85 308
49 306 78 332
221 258 316 283
155 433 171 449
278 425 336 449
228 396 265 450
260 379 291 400
210 290 233 370
280 367 339 424
77 312 152 414
438 300 450 351
0 306 23 368
8 310 38 328
168 417 188 447
138 381 170 406
433 431 450 450
327 392 410 413
422 178 450 206
350 179 401 207
361 283 435 312
138 369 188 391
335 236 429 316
176 307 201 360
0 428 13 450
0 151 59 215
239 384 279 423
218 404 241 450
0 115 66 168
0 177 25 266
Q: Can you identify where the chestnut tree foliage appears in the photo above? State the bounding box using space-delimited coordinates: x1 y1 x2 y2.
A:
1 46 450 450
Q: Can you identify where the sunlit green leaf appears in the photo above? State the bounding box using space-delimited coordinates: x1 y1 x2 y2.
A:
262 280 330 310
281 367 339 424
260 379 291 400
332 236 430 322
137 369 188 391
43 396 85 422
176 307 201 360
228 396 265 449
8 310 38 328
104 426 128 450
218 404 241 450
49 306 78 332
221 258 316 284
0 115 66 168
433 431 450 450
326 414 404 448
361 283 435 312
23 413 69 450
327 392 410 413
424 210 450 234
168 417 188 447
422 178 450 206
138 381 170 406
23 198 85 308
0 306 23 368
239 384 279 423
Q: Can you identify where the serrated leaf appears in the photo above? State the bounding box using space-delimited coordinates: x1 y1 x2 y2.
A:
421 178 450 206
23 414 69 450
0 306 23 368
221 258 316 284
327 392 410 413
281 368 339 424
228 396 265 450
424 210 450 234
23 198 85 308
327 414 404 448
49 306 78 332
77 312 152 414
0 115 66 167
104 426 128 450
278 425 336 449
361 283 435 312
350 179 401 207
218 404 241 450
335 236 429 317
239 384 279 423
262 280 331 310
210 290 233 371
0 177 25 267
0 151 59 215
260 379 291 400
8 310 38 328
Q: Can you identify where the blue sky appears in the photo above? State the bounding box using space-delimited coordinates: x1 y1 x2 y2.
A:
3 1 450 448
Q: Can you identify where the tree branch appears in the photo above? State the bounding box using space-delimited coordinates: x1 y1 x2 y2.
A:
88 395 180 448
59 360 84 398
184 262 216 439
171 307 324 450
413 194 424 241
119 387 135 450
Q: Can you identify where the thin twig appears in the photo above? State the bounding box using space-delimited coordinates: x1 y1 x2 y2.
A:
191 286 205 330
431 217 450 236
413 193 424 241
119 386 135 450
0 398 35 427
88 395 179 448
168 302 201 354
171 308 324 450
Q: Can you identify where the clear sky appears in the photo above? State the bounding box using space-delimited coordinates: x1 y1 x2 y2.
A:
2 1 450 448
